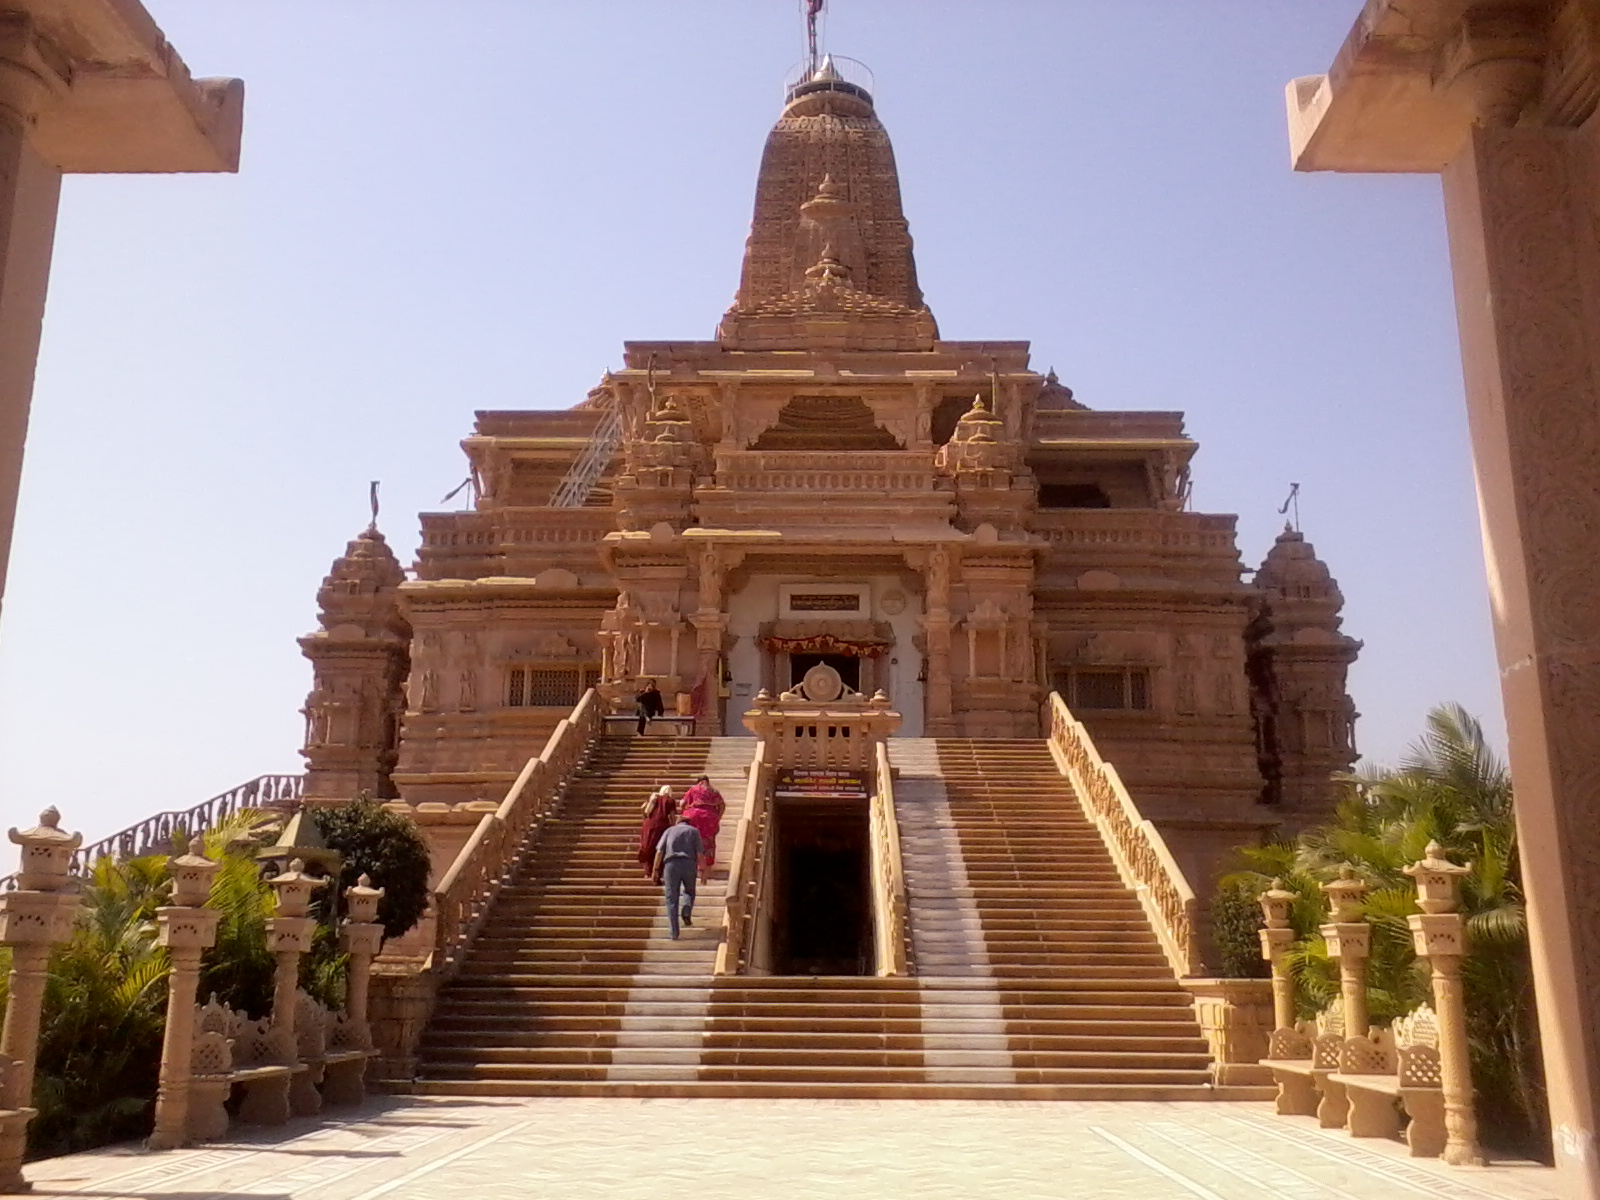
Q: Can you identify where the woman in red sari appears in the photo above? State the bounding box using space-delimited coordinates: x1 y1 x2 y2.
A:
636 786 675 878
679 775 726 883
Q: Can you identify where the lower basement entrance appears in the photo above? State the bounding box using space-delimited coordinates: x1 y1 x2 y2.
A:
769 800 873 976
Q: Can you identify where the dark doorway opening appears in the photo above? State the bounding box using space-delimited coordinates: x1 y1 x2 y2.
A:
771 801 873 976
789 653 860 692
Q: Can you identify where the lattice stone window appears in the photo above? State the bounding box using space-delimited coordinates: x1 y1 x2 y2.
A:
1063 668 1151 712
506 666 582 708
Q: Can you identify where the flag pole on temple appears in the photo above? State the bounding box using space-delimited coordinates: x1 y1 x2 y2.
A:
805 0 826 75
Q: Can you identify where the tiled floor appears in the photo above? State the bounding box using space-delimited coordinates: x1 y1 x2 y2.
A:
23 1098 1558 1200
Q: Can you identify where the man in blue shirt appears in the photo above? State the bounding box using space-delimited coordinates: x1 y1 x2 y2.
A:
652 814 704 940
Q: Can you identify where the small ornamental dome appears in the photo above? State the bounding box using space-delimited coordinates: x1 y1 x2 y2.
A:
1036 368 1084 411
952 396 1005 443
1255 526 1343 606
647 396 695 444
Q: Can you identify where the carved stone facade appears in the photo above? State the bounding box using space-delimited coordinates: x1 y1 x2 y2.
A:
303 62 1359 867
297 527 410 803
1248 528 1362 834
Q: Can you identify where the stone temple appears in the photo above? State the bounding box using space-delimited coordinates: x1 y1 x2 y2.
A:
296 56 1359 891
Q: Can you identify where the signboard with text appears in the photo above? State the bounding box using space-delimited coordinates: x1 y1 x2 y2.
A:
774 767 870 800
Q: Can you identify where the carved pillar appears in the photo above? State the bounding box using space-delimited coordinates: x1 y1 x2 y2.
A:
1319 867 1369 1037
1440 119 1600 1186
149 839 221 1151
0 808 80 1190
0 19 64 614
920 546 955 735
1405 842 1482 1167
340 874 385 1036
1257 878 1298 1037
266 860 326 1115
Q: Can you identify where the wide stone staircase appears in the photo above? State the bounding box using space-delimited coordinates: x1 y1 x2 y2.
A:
419 736 739 1092
415 734 1219 1099
924 739 1211 1091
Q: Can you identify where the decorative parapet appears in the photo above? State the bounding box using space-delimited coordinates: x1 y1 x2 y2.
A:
431 688 603 980
741 664 901 773
715 742 773 977
869 741 909 977
1044 691 1202 977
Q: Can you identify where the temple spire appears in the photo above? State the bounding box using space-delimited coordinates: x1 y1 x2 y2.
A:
719 47 936 351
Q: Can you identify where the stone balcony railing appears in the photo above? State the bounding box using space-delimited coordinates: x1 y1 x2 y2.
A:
1030 509 1242 567
707 450 938 494
416 508 616 578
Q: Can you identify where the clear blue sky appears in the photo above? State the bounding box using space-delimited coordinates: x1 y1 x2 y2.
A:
0 1 1500 842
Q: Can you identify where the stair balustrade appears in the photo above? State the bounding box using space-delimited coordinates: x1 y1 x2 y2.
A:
714 742 772 976
868 741 909 977
432 689 603 981
0 775 304 891
1044 691 1203 978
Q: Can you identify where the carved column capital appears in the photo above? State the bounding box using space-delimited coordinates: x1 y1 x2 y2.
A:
0 16 67 132
1438 6 1547 128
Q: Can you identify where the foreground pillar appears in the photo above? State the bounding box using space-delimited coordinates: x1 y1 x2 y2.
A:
266 859 325 1115
1406 841 1482 1167
1287 11 1600 1191
0 809 81 1190
1258 878 1298 1037
1320 867 1369 1037
149 838 221 1151
340 874 385 1034
0 5 242 620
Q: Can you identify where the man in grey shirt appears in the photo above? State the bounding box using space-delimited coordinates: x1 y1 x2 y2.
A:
652 814 704 940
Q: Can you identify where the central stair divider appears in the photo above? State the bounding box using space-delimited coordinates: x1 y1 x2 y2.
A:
715 742 772 976
432 689 604 982
1044 691 1203 978
869 740 910 976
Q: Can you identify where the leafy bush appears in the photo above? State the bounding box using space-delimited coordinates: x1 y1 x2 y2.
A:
1209 876 1268 979
312 800 431 939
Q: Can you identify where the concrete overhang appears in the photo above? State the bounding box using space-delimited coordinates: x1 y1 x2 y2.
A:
1287 0 1491 173
17 0 243 173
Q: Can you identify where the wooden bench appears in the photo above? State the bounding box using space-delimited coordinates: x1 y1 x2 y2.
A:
190 996 301 1136
1330 1006 1446 1157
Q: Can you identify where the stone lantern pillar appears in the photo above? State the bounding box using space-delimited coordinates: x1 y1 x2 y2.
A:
1403 841 1481 1167
0 808 82 1192
1319 866 1370 1036
265 859 326 1053
1257 878 1298 1039
149 837 221 1151
340 874 385 1035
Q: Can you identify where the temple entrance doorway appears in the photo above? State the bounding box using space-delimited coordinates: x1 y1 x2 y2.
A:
770 801 873 976
789 653 860 693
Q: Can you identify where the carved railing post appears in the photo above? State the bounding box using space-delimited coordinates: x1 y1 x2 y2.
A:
1320 866 1370 1037
266 859 326 1114
149 838 221 1151
0 808 82 1191
340 874 385 1035
1258 878 1298 1040
1404 842 1482 1166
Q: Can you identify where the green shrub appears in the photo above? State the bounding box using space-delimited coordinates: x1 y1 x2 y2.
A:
312 800 431 939
1209 876 1269 979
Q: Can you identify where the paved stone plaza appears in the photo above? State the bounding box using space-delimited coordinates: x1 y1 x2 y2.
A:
23 1098 1556 1200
